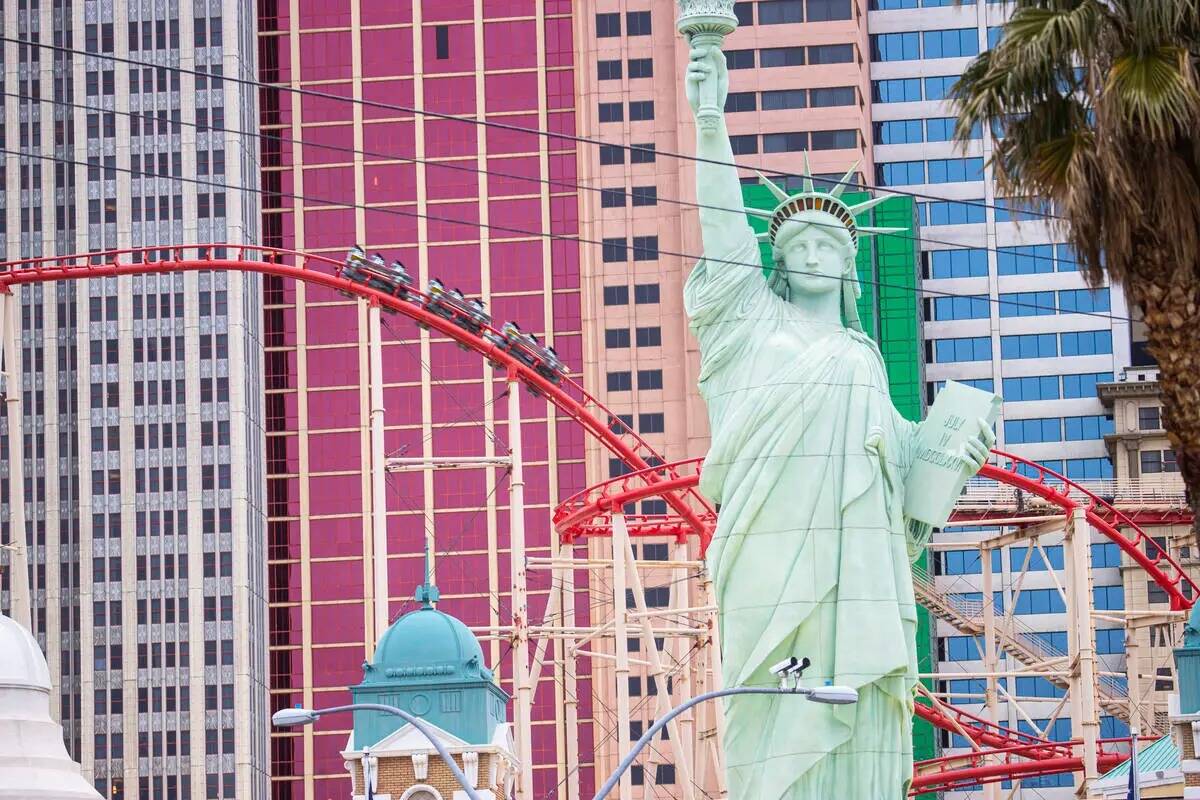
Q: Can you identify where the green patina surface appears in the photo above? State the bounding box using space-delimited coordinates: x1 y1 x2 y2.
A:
742 184 937 779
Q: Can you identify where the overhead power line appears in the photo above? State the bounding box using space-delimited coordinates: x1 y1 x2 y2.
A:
2 88 1076 276
2 34 1065 223
0 142 1132 324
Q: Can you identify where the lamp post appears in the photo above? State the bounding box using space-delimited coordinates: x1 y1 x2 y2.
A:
592 683 858 799
272 703 484 800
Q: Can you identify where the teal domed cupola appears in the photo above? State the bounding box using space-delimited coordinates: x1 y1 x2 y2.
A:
350 550 509 749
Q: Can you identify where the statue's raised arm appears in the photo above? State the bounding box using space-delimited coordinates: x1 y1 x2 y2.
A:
684 42 754 258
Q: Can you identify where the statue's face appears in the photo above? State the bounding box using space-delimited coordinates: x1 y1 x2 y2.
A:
777 216 854 299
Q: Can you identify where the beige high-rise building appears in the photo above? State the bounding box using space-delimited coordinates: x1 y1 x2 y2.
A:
1099 367 1194 735
573 1 874 792
0 2 268 798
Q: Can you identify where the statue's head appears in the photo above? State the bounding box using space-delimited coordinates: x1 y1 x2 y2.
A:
749 160 903 332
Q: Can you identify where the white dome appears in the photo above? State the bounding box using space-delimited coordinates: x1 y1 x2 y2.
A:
0 613 102 799
0 613 52 691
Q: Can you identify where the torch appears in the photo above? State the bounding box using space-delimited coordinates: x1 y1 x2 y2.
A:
676 0 740 132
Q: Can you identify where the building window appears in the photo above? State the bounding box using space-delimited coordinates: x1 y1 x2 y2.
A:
1138 406 1161 430
605 329 631 348
628 58 653 78
599 102 624 123
924 75 959 100
933 336 992 363
871 32 921 62
724 91 758 112
435 25 450 59
760 46 805 67
808 0 851 20
809 43 854 64
923 28 980 59
734 2 755 25
762 89 807 110
1000 333 1058 360
655 764 677 784
877 161 925 186
635 326 661 346
598 59 622 80
600 188 626 208
632 236 659 260
626 11 652 36
763 132 808 153
875 119 924 145
759 0 805 24
726 49 756 69
597 13 621 37
634 283 660 304
631 186 657 206
600 144 625 165
810 129 858 150
639 413 665 433
933 295 990 321
998 291 1056 318
1141 449 1179 474
872 78 922 103
1058 287 1111 313
927 157 985 183
630 143 656 163
809 86 856 107
602 238 628 263
730 134 759 155
638 369 664 390
607 372 633 392
1063 414 1115 441
629 100 655 121
1059 330 1112 356
603 285 629 306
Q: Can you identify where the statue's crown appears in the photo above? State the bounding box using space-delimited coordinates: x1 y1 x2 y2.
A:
747 157 903 252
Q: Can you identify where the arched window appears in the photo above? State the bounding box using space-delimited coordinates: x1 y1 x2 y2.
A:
400 786 442 800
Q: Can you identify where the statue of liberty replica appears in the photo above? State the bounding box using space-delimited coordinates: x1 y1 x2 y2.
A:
677 3 995 797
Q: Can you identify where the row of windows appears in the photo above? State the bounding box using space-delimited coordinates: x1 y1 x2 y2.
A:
875 118 981 145
919 199 986 226
936 542 1122 575
941 631 1124 661
872 74 960 103
603 283 660 306
606 370 664 392
604 327 662 349
877 157 985 186
598 100 656 123
725 86 858 113
597 58 653 81
725 43 854 70
998 288 1111 317
728 129 859 156
1003 414 1115 444
602 236 659 263
926 244 1080 279
600 186 658 208
596 11 651 38
599 142 657 166
733 0 852 25
1141 449 1179 474
871 29 980 62
1001 372 1113 401
930 330 1114 362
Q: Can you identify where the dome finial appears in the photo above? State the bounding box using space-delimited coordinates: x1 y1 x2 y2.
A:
415 528 440 609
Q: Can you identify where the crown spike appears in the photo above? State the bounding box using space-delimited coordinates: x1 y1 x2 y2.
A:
756 171 790 203
858 226 906 237
847 194 894 215
829 161 860 199
802 153 814 194
743 207 774 219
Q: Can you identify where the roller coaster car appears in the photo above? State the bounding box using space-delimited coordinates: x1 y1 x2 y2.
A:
495 322 568 387
337 246 368 297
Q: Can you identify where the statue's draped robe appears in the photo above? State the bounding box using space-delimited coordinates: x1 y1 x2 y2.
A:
684 228 926 799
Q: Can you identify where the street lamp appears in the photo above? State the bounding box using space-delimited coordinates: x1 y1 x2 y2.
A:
592 683 859 799
271 702 484 800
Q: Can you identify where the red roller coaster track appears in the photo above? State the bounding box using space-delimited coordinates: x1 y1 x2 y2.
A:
1 244 1188 794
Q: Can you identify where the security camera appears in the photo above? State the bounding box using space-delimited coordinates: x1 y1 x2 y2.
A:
770 657 799 677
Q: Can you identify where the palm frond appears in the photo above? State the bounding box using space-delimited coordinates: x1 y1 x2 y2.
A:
1105 46 1200 139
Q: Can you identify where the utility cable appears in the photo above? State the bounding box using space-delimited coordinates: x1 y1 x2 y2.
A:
3 33 1066 222
0 143 1134 324
1 87 1077 277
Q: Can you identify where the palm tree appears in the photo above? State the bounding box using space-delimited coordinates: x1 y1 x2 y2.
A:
953 1 1200 527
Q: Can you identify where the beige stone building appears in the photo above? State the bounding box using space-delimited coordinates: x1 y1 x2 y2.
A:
1099 367 1193 734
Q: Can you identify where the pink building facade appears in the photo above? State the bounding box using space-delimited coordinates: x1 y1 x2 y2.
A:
257 2 594 796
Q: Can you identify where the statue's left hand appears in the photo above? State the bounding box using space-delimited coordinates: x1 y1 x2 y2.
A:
958 417 996 474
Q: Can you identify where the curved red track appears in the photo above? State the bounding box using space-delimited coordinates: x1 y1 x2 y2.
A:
1 244 1184 793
